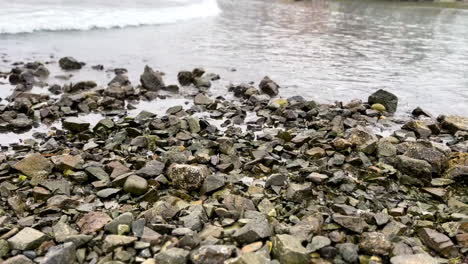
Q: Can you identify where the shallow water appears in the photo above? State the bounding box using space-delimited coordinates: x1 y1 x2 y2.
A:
0 0 468 145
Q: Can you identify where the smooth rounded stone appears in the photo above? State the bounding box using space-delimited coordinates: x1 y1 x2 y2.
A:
232 217 272 245
40 242 76 264
154 247 190 264
390 254 437 264
359 232 393 256
191 245 236 264
307 236 331 252
105 212 134 234
318 246 338 259
62 117 90 133
272 234 310 264
8 227 47 250
368 89 398 113
168 164 211 191
194 93 214 105
59 57 82 70
307 172 328 183
123 175 148 195
371 103 386 112
336 243 359 263
2 255 34 264
140 65 164 91
259 76 279 96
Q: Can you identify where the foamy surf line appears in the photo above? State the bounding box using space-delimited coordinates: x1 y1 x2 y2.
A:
0 0 220 34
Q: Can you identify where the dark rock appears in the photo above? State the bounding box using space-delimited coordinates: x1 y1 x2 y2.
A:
168 164 210 191
332 214 368 233
232 216 271 244
259 76 279 97
40 242 76 264
140 65 164 91
13 153 53 186
368 89 398 113
59 57 83 70
178 71 193 86
62 117 90 133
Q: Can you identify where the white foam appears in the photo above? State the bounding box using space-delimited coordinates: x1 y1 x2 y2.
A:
0 0 220 34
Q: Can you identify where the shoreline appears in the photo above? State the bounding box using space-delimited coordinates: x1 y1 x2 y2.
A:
0 58 467 263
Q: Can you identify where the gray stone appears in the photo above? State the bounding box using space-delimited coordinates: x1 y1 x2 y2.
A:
85 166 110 182
168 164 211 191
332 214 368 233
62 117 90 133
154 247 190 264
178 71 193 86
140 65 164 91
0 239 10 258
395 155 432 183
8 227 47 250
123 175 148 195
96 188 120 198
2 255 34 264
136 160 165 178
40 242 76 264
194 93 214 105
390 254 437 264
307 236 331 252
190 245 236 264
201 173 226 194
233 217 272 244
337 243 359 263
105 212 134 234
102 235 137 252
368 89 398 113
272 234 310 264
59 57 82 70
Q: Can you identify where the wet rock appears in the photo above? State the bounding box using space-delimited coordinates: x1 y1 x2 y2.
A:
390 254 437 264
178 71 193 86
123 175 148 195
13 153 53 186
62 117 90 133
59 57 83 70
40 242 76 264
418 228 458 258
140 65 164 91
194 93 214 105
8 227 47 250
77 211 112 234
359 232 393 256
168 164 210 191
368 89 398 113
402 120 432 138
332 214 367 233
272 234 310 264
190 245 236 264
155 247 190 264
439 115 468 133
233 216 272 244
259 76 279 97
194 76 211 88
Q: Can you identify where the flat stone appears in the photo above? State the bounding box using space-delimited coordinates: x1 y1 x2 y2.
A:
96 188 120 198
40 242 76 264
3 255 34 264
154 247 190 264
418 228 458 258
8 227 47 250
62 117 90 133
332 214 368 233
13 153 53 186
85 166 110 182
390 254 437 264
272 234 310 264
103 235 137 252
136 160 165 178
77 211 112 234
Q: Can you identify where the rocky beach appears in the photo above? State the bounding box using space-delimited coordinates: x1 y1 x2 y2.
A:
0 58 466 264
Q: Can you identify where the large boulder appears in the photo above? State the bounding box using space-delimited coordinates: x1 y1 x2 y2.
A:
368 89 398 113
140 65 164 91
59 57 83 70
168 164 211 191
439 115 468 133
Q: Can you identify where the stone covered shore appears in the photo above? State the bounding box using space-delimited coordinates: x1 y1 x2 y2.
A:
0 57 467 264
